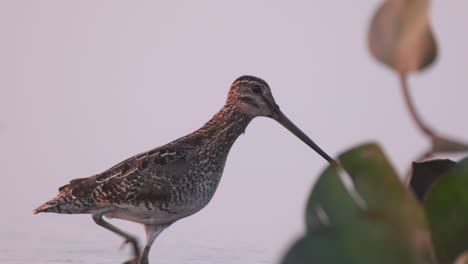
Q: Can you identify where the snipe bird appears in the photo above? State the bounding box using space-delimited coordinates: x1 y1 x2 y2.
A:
34 75 335 264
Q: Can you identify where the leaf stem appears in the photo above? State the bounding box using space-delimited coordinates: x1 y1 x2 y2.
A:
398 72 435 138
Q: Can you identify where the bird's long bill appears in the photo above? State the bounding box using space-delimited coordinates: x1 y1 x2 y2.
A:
273 109 337 165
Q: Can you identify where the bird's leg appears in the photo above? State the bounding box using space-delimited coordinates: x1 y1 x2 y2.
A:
139 224 170 264
92 208 141 264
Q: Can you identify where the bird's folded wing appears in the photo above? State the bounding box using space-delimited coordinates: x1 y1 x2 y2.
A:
59 146 193 205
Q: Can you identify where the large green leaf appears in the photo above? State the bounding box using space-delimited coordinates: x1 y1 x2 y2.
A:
282 143 436 264
338 143 434 264
424 157 468 264
339 143 427 229
281 233 349 264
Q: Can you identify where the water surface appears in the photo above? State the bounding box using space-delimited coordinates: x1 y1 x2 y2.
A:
1 213 274 264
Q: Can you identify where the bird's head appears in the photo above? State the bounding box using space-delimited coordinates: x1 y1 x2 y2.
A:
228 75 278 118
227 75 336 165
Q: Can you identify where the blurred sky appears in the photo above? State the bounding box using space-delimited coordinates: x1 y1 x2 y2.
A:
1 0 467 263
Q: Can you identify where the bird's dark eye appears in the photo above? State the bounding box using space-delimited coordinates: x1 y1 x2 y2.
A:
251 85 262 94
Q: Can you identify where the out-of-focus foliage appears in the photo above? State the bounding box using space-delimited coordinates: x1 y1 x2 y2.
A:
281 143 436 264
423 158 468 264
367 0 468 157
280 0 468 263
410 159 455 200
281 144 468 264
368 0 437 73
431 136 468 155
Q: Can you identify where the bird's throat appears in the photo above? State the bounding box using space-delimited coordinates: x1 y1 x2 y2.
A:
193 105 252 151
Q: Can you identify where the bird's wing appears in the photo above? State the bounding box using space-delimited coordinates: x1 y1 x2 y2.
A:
59 145 194 206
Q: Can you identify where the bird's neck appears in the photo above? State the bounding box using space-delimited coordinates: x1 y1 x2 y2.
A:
189 104 252 151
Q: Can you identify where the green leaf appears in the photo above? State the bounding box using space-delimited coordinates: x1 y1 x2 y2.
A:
368 0 437 73
305 166 360 232
300 165 415 264
409 159 456 201
282 143 436 264
281 234 349 264
339 143 422 223
338 143 435 264
424 157 468 264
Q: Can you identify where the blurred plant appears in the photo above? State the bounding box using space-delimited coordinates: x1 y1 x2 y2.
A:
281 143 437 264
280 0 468 263
368 0 468 162
281 144 468 264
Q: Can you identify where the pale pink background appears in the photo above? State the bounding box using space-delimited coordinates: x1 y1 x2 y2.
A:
1 1 467 263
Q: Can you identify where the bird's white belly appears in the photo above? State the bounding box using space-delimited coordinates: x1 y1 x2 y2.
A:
105 193 213 225
105 205 193 225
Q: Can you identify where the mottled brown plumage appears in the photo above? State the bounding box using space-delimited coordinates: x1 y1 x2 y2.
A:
34 75 335 264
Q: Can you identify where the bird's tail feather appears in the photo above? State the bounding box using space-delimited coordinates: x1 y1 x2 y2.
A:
33 195 93 214
33 201 59 214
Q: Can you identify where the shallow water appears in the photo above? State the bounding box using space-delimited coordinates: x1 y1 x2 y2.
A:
0 213 276 264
